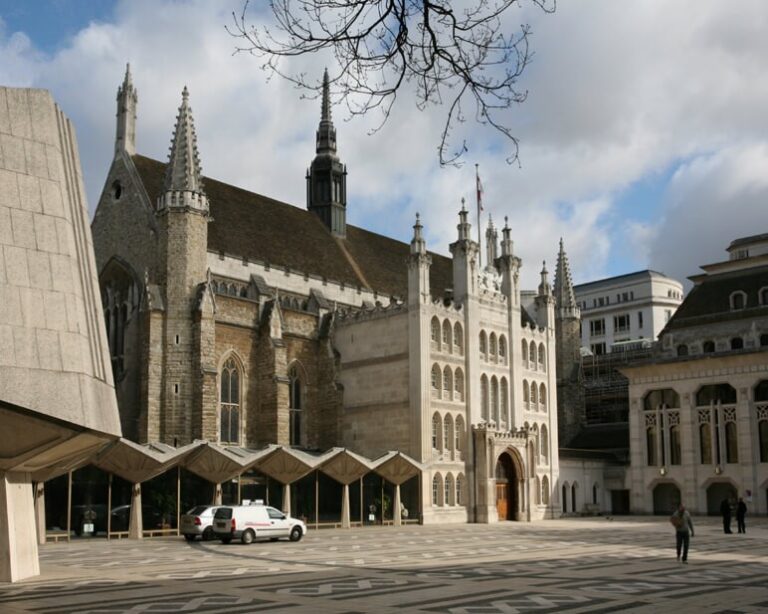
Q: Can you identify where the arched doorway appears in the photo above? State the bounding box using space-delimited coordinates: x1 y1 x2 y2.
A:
495 453 519 521
652 483 681 514
706 482 737 516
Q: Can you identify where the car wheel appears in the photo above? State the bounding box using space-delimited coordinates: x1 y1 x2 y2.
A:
202 527 214 541
183 534 195 542
289 526 303 542
241 529 255 545
221 537 232 544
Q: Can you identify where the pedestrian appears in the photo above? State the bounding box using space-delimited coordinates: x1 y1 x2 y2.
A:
720 497 732 534
670 503 694 563
736 497 747 534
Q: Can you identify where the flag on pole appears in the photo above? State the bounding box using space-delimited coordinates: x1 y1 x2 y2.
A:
476 164 484 212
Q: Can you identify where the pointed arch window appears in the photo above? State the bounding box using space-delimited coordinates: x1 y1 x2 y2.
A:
489 333 497 361
522 339 528 363
523 379 529 409
541 475 550 505
455 416 464 452
538 343 546 371
530 381 538 407
443 366 453 400
431 317 441 350
490 377 499 424
431 364 441 399
445 474 454 505
480 375 489 421
500 378 509 428
539 383 547 411
453 322 463 355
442 320 452 352
432 413 441 450
479 331 487 360
220 357 241 445
529 341 537 369
433 474 443 506
443 414 453 453
454 368 464 402
289 365 304 446
499 335 507 365
541 424 549 464
456 474 464 505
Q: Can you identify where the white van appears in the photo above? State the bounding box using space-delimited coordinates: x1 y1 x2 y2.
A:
212 505 306 544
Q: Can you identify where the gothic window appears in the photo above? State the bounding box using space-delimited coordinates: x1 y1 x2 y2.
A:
100 259 139 380
479 331 487 360
454 368 465 402
644 389 680 410
677 344 688 357
530 381 538 407
725 420 739 463
432 413 441 450
529 341 537 369
455 416 464 452
534 476 541 505
289 365 304 447
443 414 453 452
730 291 746 310
480 375 489 421
592 484 599 505
456 474 464 505
500 378 509 427
538 343 546 371
442 320 452 352
430 317 440 350
220 357 241 445
756 382 768 462
696 384 737 406
523 379 529 408
670 423 681 465
703 340 715 353
431 364 441 399
760 420 768 463
699 422 712 464
443 366 453 401
490 377 499 424
453 322 463 355
522 339 528 363
541 425 549 464
561 483 568 513
539 383 547 410
445 474 454 506
432 474 443 506
489 333 497 361
541 475 550 505
571 483 578 513
646 424 657 466
731 337 744 350
499 335 507 364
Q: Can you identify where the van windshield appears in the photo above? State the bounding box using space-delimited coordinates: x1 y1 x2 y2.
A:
214 508 232 520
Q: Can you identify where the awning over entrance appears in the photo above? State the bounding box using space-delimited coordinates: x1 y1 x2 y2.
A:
371 451 424 485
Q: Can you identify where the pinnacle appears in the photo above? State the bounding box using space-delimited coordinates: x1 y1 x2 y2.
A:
163 86 204 194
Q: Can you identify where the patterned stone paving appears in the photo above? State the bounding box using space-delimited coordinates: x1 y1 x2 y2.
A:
1 516 767 613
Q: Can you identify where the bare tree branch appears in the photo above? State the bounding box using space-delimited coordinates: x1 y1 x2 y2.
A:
228 0 555 166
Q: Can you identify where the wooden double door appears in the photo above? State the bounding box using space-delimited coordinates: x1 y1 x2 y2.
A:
495 453 518 521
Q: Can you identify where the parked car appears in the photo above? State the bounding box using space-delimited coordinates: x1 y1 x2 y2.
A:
213 505 306 544
180 505 221 541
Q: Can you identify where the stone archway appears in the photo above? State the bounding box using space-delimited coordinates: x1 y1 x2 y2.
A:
494 453 520 521
652 482 681 515
706 482 737 516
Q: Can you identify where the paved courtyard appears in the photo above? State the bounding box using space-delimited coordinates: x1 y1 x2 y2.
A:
2 516 768 613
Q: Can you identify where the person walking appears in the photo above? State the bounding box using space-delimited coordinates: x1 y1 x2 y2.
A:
720 497 733 534
671 503 694 563
736 498 747 534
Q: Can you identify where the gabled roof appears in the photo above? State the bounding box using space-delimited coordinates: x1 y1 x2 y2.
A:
132 155 453 300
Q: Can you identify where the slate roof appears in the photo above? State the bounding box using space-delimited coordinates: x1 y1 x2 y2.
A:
663 264 768 331
133 155 454 300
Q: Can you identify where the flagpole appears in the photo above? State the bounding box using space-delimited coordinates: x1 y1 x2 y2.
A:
476 164 482 268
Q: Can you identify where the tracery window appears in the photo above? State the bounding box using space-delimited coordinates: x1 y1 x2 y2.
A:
289 364 303 446
220 357 241 445
442 320 452 352
643 389 680 467
432 413 441 450
432 474 443 506
756 380 768 463
696 384 738 466
453 322 464 355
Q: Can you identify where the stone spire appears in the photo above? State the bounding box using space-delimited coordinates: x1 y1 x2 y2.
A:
410 213 427 256
485 215 498 267
554 238 579 319
500 216 514 257
158 87 208 214
457 198 471 241
307 68 347 237
538 261 552 297
115 63 137 155
408 213 431 305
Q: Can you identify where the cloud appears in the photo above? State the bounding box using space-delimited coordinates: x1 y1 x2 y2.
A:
1 0 767 291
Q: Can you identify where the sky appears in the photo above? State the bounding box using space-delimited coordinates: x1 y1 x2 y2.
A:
1 0 767 291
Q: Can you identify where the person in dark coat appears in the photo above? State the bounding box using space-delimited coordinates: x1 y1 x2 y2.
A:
736 498 747 534
720 497 733 534
672 503 694 563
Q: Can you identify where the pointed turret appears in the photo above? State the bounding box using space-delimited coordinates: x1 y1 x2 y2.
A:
408 213 431 306
554 238 580 319
410 213 427 256
500 216 514 257
158 87 208 214
307 69 347 237
485 215 498 268
115 63 137 155
457 199 471 241
538 261 552 297
450 198 480 302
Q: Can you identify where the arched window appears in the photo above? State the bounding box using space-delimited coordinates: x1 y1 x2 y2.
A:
646 425 657 466
677 344 688 357
696 384 737 406
431 364 441 399
455 416 464 452
561 482 568 513
522 339 528 363
670 423 681 465
731 337 744 350
443 414 453 452
456 474 464 505
541 424 549 464
541 475 550 505
534 476 541 505
220 357 241 445
592 483 599 505
289 364 304 446
538 343 546 371
703 340 715 353
539 383 547 410
700 422 712 464
479 331 487 360
644 389 680 410
432 413 441 449
499 335 507 364
530 381 538 406
100 258 139 380
453 322 463 355
489 333 497 361
500 378 509 427
443 366 453 400
445 474 454 506
432 474 442 506
730 291 746 310
442 320 452 352
529 341 537 368
480 375 489 421
725 421 739 463
528 441 536 478
490 376 499 424
431 317 441 350
523 379 529 408
454 368 464 402
571 483 578 513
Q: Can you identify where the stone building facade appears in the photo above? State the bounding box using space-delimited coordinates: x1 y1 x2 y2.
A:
90 67 561 523
622 234 768 515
